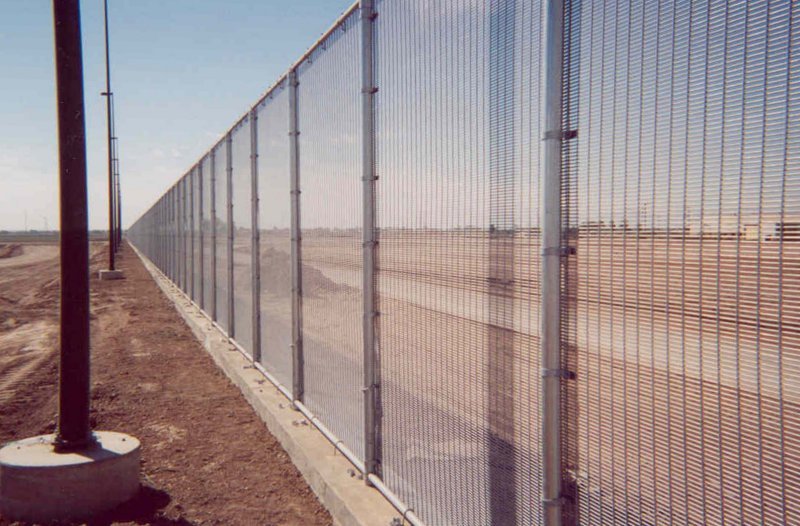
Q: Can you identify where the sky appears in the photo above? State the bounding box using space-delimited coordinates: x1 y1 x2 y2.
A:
0 0 354 231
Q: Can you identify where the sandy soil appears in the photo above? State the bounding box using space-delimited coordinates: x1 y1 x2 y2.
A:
0 242 332 526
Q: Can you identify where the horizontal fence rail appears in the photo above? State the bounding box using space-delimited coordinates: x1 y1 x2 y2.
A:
128 0 800 524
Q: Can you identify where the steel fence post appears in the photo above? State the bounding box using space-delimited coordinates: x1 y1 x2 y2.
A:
211 150 218 321
540 0 567 524
189 168 195 300
198 162 204 310
227 134 235 338
289 69 304 403
184 177 189 292
178 180 184 290
170 187 175 282
250 108 261 363
360 0 380 481
184 177 188 291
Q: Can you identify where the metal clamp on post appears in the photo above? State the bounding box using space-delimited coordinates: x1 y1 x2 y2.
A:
543 129 578 141
542 497 568 509
541 246 576 257
541 369 575 380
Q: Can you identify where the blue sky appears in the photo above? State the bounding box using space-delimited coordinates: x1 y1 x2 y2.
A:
0 0 354 230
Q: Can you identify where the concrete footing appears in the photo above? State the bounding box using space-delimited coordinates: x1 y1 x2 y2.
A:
0 431 140 523
99 269 124 280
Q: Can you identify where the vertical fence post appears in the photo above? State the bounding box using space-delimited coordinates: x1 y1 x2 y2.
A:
190 168 195 301
171 187 176 283
289 69 304 402
211 150 218 321
184 178 189 292
250 109 261 363
227 134 235 338
540 0 566 524
179 180 185 290
360 0 380 481
199 162 204 309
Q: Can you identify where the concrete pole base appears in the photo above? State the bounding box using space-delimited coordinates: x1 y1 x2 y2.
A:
0 431 140 523
99 269 124 280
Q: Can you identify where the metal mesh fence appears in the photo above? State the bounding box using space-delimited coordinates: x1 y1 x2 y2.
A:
256 81 293 387
297 10 364 460
127 1 800 524
232 120 253 354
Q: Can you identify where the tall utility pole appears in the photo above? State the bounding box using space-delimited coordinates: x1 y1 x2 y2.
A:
0 6 139 521
52 0 92 451
102 0 115 269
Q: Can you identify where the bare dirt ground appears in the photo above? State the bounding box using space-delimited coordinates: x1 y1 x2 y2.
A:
0 242 332 525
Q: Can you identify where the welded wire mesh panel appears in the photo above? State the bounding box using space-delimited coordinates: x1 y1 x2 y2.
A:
375 1 543 523
171 186 178 283
256 82 293 386
180 176 188 292
176 180 182 287
561 0 800 523
297 11 364 460
231 120 253 354
192 167 202 303
186 174 194 296
214 142 230 332
201 155 214 311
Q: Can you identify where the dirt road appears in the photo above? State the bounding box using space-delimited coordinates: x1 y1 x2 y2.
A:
0 242 332 525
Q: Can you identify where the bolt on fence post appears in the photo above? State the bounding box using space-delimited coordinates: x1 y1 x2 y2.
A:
250 109 262 363
360 0 380 482
210 149 218 321
198 162 204 310
227 133 235 339
288 69 304 403
540 0 566 524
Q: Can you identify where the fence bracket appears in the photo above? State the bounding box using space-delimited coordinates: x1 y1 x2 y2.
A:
541 369 575 380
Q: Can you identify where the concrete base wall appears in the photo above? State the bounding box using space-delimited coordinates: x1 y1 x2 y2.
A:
132 244 398 526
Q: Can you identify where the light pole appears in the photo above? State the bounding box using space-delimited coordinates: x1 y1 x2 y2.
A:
103 0 114 266
99 0 123 280
0 2 139 521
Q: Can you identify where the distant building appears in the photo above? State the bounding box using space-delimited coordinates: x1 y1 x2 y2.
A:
687 214 800 241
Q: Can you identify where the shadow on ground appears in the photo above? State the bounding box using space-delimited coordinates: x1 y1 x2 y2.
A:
86 483 194 526
0 483 194 526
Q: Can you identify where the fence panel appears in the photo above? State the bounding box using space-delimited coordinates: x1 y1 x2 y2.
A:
561 0 800 524
373 1 544 523
202 155 214 311
232 120 253 353
192 167 202 303
171 186 177 283
296 11 364 460
256 81 294 386
214 142 230 332
180 176 187 292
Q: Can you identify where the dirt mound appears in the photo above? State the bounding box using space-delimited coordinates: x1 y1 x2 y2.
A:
260 246 349 298
0 244 22 259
